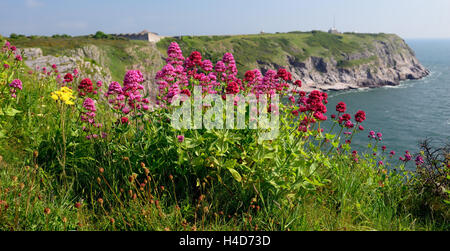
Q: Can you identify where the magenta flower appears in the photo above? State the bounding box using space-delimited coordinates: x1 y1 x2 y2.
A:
404 151 412 162
201 60 213 72
123 70 144 91
344 120 354 128
355 110 366 123
415 155 424 166
9 79 23 98
83 98 96 112
9 79 23 90
166 42 185 65
215 61 226 73
336 102 347 113
81 98 97 125
177 135 185 143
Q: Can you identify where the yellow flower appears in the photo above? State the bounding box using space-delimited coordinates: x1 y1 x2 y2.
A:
51 87 76 105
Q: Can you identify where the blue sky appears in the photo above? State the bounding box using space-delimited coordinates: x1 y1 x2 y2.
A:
1 0 450 38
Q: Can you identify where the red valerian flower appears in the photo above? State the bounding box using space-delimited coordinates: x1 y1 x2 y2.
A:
321 92 328 104
64 73 73 83
341 113 351 122
276 68 292 81
336 102 347 113
244 70 256 82
314 112 327 121
189 51 202 66
121 117 129 124
78 78 94 96
226 81 240 95
180 89 191 97
294 80 302 87
355 110 366 123
344 120 354 128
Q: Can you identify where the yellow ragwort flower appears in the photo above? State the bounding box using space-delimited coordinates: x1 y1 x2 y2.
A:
51 87 75 105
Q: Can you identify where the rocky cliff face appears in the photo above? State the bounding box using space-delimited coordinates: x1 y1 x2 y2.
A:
20 42 164 92
21 46 113 85
258 35 429 91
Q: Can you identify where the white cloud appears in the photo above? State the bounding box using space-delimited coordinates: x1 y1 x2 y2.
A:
25 0 43 8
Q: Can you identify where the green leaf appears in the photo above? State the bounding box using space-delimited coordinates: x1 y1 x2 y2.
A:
228 168 242 183
4 107 21 117
325 133 336 140
0 129 6 138
7 71 14 83
332 140 339 148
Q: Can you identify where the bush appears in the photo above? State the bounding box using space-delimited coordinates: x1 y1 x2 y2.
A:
407 139 450 222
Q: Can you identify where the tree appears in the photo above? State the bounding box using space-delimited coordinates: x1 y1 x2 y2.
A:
93 31 109 39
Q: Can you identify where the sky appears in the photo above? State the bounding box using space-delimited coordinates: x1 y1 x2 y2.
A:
1 0 450 39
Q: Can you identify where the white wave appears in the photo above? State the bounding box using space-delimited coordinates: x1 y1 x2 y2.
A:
328 88 371 98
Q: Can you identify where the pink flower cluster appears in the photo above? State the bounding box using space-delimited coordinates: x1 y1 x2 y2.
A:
290 90 330 132
155 42 297 106
368 131 383 141
9 79 23 98
2 41 17 55
105 70 149 122
399 151 412 162
78 78 101 97
81 98 97 125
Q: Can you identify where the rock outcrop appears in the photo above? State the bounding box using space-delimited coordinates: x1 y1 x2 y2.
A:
258 35 429 92
21 46 112 85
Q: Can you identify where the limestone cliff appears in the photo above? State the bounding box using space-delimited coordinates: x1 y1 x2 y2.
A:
257 35 429 91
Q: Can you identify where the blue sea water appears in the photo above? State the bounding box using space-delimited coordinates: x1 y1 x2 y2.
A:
324 39 450 156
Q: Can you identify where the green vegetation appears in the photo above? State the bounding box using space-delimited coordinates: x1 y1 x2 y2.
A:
0 37 448 231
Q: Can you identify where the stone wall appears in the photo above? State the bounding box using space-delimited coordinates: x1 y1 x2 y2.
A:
114 32 163 43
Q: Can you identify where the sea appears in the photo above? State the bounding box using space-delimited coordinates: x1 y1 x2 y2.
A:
324 39 450 158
